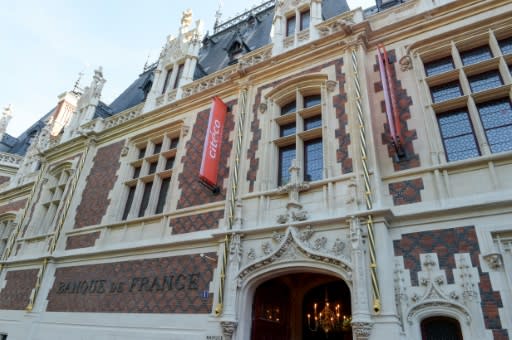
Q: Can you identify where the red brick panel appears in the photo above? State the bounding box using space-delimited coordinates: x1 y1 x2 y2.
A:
374 49 420 171
394 226 506 336
388 178 424 205
65 231 101 250
0 176 9 186
74 141 124 228
0 199 27 216
46 253 217 313
170 210 224 235
247 58 351 192
0 269 38 310
176 101 236 209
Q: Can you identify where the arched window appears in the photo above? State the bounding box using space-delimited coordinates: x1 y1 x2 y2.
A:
421 316 463 340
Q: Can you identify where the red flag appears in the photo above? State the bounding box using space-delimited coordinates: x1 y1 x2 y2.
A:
199 97 228 188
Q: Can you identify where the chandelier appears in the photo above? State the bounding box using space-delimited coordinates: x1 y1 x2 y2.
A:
307 297 351 336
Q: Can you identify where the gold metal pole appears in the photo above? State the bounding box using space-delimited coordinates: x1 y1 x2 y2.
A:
352 48 381 314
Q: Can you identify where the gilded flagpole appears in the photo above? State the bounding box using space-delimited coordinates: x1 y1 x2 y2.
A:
351 48 381 314
214 87 248 316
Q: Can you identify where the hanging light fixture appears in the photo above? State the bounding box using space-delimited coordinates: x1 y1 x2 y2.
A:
307 293 351 336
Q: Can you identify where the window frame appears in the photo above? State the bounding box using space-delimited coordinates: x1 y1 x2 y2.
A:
273 89 324 186
121 128 181 221
420 31 512 163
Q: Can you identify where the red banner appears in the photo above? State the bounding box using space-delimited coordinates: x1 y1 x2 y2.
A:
199 97 228 188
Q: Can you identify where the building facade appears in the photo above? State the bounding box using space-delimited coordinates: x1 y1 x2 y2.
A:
0 0 511 339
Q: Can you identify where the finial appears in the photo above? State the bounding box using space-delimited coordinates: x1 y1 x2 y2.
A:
73 71 84 94
214 0 224 33
2 104 13 117
181 9 193 30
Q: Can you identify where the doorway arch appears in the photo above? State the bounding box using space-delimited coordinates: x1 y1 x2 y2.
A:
250 272 352 340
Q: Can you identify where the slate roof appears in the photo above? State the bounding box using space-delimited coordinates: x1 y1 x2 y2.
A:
5 0 351 156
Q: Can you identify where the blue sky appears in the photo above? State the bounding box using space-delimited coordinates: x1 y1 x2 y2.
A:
0 0 374 137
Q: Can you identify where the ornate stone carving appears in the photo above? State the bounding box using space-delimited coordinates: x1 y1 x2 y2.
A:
239 226 352 281
276 159 310 224
272 231 284 243
399 55 413 71
312 237 327 250
261 242 273 255
325 80 337 92
331 238 345 256
298 225 313 242
247 248 256 261
352 322 372 340
483 253 503 270
220 320 237 340
258 102 267 114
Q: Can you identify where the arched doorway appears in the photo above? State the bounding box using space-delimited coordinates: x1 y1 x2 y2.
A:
251 273 352 340
421 317 463 340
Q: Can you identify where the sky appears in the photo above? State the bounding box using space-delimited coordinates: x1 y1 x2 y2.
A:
0 0 375 138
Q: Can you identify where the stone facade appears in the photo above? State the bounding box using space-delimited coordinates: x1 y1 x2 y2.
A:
0 1 511 340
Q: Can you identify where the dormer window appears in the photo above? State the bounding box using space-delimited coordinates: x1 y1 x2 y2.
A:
162 68 172 94
172 63 184 89
142 81 152 100
300 9 310 31
286 15 296 37
228 41 244 64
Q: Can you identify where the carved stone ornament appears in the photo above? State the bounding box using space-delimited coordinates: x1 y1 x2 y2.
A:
239 226 352 282
399 55 413 71
483 253 503 270
220 320 237 340
325 80 337 92
352 322 372 340
258 102 267 114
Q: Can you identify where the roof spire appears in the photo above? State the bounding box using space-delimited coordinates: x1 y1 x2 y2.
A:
214 0 223 33
73 71 84 94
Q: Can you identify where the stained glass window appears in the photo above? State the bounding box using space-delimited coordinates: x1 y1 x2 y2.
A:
478 99 512 153
438 109 480 161
424 56 454 77
468 71 503 93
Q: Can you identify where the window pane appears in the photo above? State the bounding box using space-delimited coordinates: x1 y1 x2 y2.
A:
162 69 172 94
138 147 146 159
468 70 503 92
498 36 512 55
165 157 175 170
286 16 296 36
154 142 162 154
437 110 480 162
148 161 158 174
122 186 136 220
170 138 179 149
133 166 141 179
304 95 321 108
172 64 184 89
300 10 310 30
460 45 492 65
478 99 512 153
138 182 153 217
281 101 296 115
155 177 171 214
304 138 323 181
430 81 462 103
280 122 296 137
304 116 322 130
424 56 454 76
278 145 296 186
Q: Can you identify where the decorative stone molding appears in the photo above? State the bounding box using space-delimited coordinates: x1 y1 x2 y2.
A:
399 55 413 71
317 13 355 38
258 102 267 114
482 253 503 270
0 152 22 167
220 320 237 340
103 106 143 130
325 80 337 92
182 68 237 98
239 46 272 68
352 322 372 340
276 159 310 224
239 226 352 282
